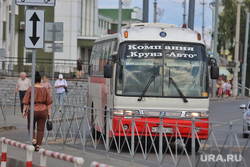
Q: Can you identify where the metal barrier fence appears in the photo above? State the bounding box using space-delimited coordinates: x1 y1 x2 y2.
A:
0 137 35 167
0 57 89 78
39 148 84 167
45 96 250 167
0 93 7 125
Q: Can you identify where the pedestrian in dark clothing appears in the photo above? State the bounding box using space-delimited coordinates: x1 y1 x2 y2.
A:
76 59 84 78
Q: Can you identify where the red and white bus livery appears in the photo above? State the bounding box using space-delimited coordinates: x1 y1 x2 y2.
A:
88 23 219 152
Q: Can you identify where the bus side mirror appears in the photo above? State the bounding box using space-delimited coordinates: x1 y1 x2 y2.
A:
211 65 219 79
209 57 219 79
104 63 113 78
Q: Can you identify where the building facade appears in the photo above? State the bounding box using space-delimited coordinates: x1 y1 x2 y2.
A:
0 0 142 77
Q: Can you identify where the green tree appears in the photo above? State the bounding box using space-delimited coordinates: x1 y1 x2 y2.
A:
217 0 250 95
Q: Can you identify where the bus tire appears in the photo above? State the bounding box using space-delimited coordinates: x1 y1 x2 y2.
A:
184 138 200 153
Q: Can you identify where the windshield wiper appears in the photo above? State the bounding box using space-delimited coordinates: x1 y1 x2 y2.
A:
138 75 155 101
169 77 188 103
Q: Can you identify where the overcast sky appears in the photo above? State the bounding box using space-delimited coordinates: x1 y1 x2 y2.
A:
98 0 215 49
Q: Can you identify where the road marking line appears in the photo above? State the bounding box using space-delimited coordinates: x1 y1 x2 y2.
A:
211 118 242 128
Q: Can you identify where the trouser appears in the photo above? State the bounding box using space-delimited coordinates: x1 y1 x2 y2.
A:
19 90 26 113
27 110 47 145
57 92 65 107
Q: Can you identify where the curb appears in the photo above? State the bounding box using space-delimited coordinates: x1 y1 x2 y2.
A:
0 125 17 132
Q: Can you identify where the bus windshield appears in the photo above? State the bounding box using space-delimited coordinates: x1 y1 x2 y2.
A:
116 42 208 98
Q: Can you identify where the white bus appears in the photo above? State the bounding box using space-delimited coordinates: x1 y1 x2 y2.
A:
88 23 219 152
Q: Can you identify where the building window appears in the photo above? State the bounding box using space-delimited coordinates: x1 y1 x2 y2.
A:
25 51 32 63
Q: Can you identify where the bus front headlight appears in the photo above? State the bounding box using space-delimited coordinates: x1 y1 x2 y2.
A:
185 111 209 118
185 112 200 117
113 110 123 115
113 110 139 116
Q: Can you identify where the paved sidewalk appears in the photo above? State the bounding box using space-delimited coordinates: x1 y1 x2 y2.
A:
0 107 145 167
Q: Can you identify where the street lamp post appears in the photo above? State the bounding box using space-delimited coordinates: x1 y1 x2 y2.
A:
241 13 250 96
232 0 242 97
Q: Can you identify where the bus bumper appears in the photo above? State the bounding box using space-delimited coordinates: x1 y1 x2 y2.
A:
111 117 209 140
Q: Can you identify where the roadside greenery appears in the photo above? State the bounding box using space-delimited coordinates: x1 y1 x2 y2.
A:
217 0 250 92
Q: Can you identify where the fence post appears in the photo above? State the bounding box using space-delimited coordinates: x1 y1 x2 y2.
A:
40 153 47 167
4 93 7 124
131 112 135 164
105 107 110 159
159 114 163 167
82 105 86 153
229 121 233 167
1 140 7 167
191 117 195 167
63 105 66 144
26 146 34 167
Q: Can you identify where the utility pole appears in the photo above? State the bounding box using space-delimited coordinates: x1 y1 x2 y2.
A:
201 0 206 39
118 0 122 32
188 0 195 30
212 0 219 97
154 0 157 23
182 0 186 25
10 0 16 70
143 0 149 22
241 13 250 96
5 0 10 70
233 0 242 97
0 0 3 48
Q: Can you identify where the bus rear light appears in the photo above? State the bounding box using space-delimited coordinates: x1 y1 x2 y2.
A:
197 33 201 40
124 31 128 38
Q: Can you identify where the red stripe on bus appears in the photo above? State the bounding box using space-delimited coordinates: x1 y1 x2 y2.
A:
90 77 106 84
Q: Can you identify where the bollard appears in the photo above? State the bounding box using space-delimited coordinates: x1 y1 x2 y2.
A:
1 139 7 167
0 137 34 167
39 148 84 167
90 161 114 167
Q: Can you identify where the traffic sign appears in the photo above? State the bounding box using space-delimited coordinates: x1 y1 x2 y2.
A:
45 22 63 41
16 0 55 7
25 9 45 49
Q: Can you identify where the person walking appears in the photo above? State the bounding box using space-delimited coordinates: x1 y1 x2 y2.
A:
55 74 68 111
22 72 53 151
15 72 31 113
40 76 52 96
76 59 84 78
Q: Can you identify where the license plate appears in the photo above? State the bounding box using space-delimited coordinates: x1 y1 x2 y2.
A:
151 127 173 133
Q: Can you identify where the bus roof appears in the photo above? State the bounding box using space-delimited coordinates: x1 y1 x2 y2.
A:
94 23 204 45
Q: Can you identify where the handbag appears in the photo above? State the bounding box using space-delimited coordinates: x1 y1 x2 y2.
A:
64 87 68 93
64 80 68 93
46 118 53 131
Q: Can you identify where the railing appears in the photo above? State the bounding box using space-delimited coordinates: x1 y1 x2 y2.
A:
0 57 89 78
0 137 35 167
39 148 84 167
0 93 7 125
238 83 250 96
45 95 250 167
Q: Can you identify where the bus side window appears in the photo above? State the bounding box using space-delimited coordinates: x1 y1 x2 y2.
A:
90 44 98 76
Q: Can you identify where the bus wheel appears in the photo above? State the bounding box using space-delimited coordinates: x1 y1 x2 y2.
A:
184 138 200 153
